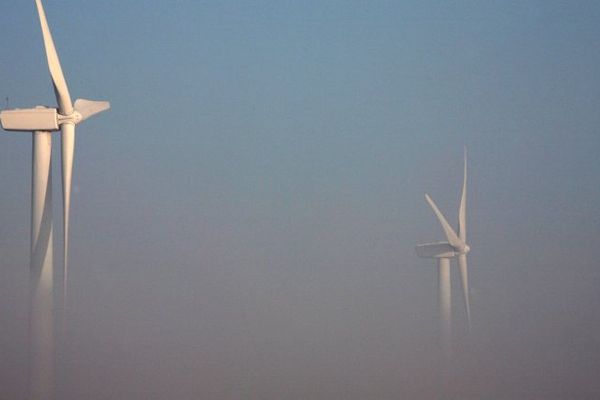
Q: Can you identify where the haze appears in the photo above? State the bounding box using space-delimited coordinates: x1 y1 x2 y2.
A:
1 1 600 399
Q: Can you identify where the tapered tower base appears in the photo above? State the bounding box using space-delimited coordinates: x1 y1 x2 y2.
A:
438 257 451 358
29 130 54 400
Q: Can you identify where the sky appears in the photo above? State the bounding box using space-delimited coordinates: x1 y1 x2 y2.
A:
1 0 600 399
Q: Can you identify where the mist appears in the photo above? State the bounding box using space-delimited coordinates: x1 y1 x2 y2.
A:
2 1 600 399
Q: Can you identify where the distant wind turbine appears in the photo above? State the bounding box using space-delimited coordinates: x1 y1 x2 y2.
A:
416 148 471 356
0 0 109 398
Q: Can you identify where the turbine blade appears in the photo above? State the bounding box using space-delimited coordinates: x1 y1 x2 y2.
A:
458 146 467 242
35 0 73 115
61 123 75 317
74 99 110 122
425 194 463 249
458 254 471 331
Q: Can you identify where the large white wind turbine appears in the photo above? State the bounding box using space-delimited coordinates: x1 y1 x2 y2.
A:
416 148 471 355
0 0 109 398
1 0 110 298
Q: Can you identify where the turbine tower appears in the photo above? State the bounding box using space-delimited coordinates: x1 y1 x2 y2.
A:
416 148 471 357
0 1 109 398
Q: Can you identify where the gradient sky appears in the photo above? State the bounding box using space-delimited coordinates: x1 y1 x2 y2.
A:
2 1 600 399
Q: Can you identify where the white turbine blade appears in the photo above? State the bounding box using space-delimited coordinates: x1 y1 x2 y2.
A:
74 99 110 122
458 254 471 331
35 0 73 115
425 194 463 249
458 146 467 242
61 123 75 316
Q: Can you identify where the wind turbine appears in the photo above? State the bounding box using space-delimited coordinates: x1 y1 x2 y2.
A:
0 0 109 398
416 148 471 356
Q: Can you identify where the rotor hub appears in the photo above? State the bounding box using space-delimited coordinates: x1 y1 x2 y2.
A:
57 111 82 126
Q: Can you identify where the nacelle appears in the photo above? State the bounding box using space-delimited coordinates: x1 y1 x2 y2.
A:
416 242 458 259
0 107 59 131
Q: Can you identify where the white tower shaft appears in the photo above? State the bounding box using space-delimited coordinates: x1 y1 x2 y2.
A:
438 257 451 358
29 131 54 400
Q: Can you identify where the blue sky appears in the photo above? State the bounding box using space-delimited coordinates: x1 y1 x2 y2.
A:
1 1 600 399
